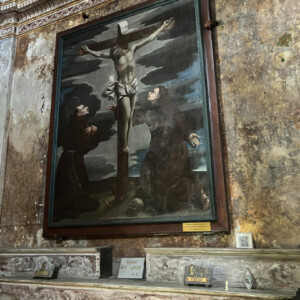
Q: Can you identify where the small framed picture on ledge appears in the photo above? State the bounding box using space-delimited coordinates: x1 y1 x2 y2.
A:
235 232 254 249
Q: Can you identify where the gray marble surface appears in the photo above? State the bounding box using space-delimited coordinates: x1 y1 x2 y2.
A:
0 277 296 300
145 248 300 291
0 247 112 279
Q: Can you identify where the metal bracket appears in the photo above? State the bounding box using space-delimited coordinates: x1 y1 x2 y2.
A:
204 20 220 29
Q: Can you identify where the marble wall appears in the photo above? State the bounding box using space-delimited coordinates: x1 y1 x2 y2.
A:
0 0 299 256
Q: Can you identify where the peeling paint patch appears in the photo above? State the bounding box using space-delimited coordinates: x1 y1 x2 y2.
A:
277 32 292 47
14 32 55 83
9 111 49 159
1 139 47 227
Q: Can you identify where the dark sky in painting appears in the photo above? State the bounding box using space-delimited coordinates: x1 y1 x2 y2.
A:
136 0 199 86
60 0 203 103
57 0 207 181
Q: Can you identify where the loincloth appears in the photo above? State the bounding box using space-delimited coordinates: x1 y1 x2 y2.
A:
102 77 138 101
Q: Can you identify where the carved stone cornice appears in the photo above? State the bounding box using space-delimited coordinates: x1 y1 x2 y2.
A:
0 0 47 14
0 0 116 39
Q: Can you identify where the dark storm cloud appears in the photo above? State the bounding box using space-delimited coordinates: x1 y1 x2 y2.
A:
174 81 197 97
134 96 203 132
60 25 111 86
63 83 101 116
134 0 201 101
59 0 200 96
59 0 202 115
132 2 199 85
60 79 79 91
61 59 102 83
171 79 199 104
63 25 110 48
141 0 197 40
136 78 198 108
137 34 198 85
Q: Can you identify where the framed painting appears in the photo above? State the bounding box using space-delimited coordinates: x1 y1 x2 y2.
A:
43 0 228 237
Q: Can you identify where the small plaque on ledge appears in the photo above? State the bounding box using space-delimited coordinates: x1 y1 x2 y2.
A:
118 257 145 279
184 265 213 287
33 259 58 279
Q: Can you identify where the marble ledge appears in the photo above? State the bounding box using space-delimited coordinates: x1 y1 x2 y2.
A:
144 247 300 260
0 277 296 299
0 246 113 280
0 247 106 255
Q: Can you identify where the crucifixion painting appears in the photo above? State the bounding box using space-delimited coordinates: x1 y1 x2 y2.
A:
80 18 174 153
79 17 174 204
50 0 216 226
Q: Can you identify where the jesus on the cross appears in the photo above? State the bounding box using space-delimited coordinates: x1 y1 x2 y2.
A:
80 18 174 153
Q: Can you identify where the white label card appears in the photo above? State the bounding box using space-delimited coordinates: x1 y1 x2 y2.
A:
117 257 145 279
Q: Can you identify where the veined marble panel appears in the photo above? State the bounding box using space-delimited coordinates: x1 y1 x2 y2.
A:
0 247 112 279
145 248 300 291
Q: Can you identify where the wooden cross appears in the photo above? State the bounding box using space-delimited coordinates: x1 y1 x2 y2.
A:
79 21 162 55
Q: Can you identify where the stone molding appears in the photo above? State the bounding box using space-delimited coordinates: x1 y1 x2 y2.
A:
0 0 116 39
144 247 300 260
0 278 296 299
0 247 102 255
0 0 47 13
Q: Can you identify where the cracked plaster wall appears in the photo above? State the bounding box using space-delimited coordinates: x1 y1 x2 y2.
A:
0 0 299 256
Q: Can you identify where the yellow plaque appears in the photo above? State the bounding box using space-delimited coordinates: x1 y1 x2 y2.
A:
186 277 208 283
34 270 51 277
182 222 211 232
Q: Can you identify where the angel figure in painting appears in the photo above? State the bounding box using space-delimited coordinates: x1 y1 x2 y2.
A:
80 18 174 153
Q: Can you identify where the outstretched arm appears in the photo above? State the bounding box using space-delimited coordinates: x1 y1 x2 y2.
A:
80 45 111 58
132 17 174 52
